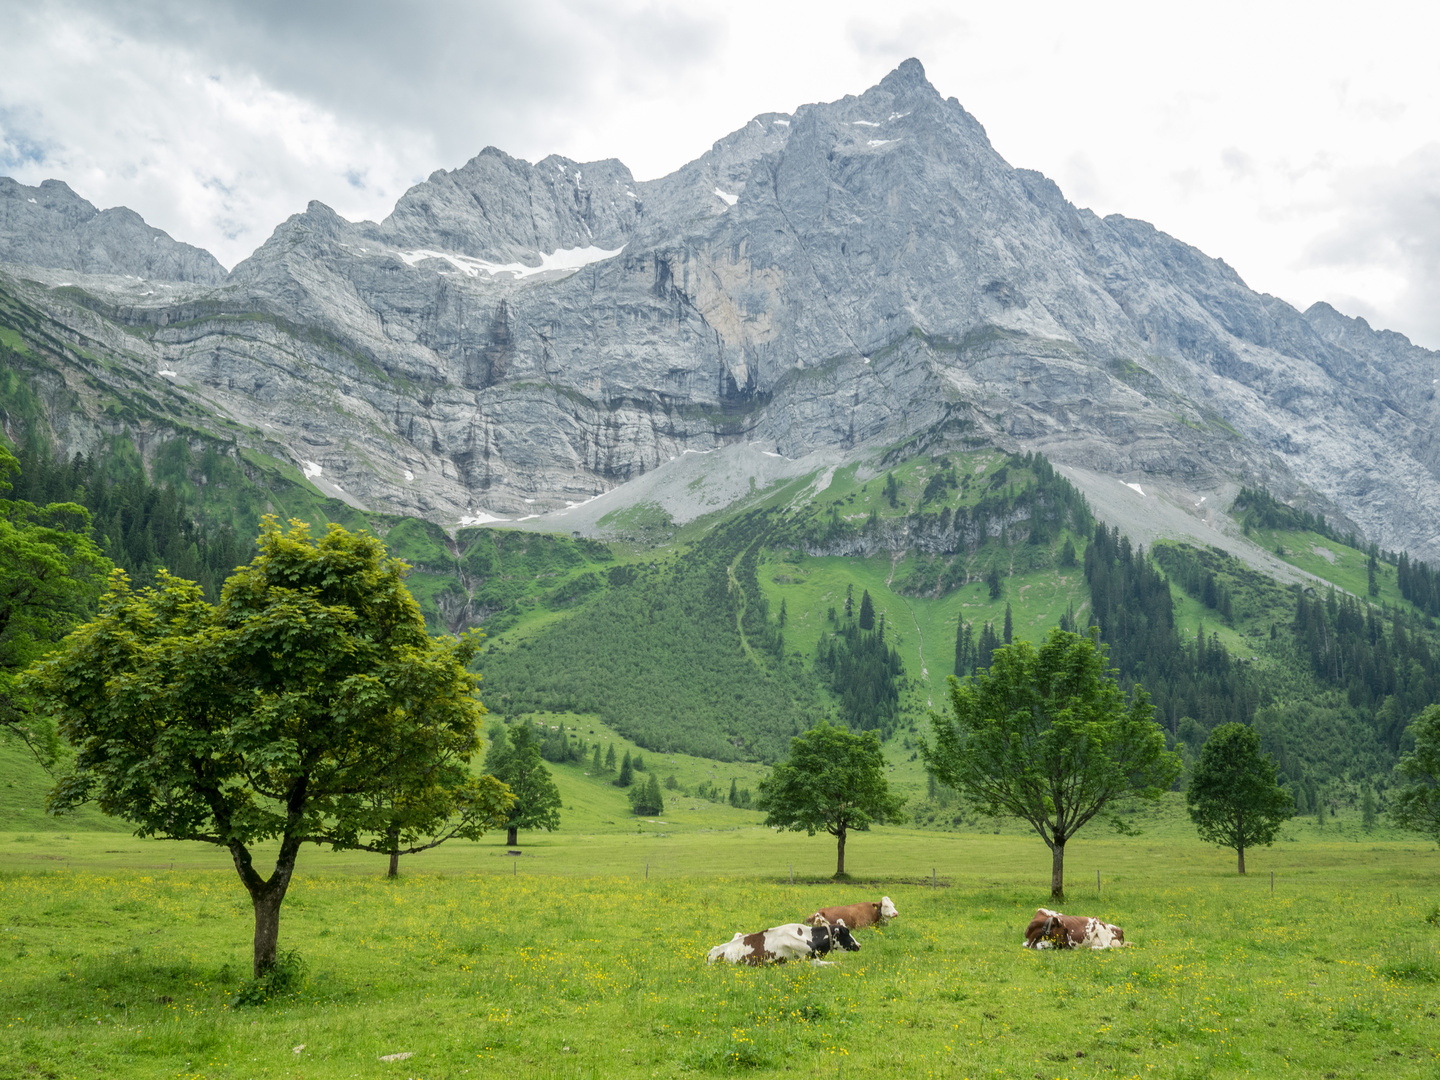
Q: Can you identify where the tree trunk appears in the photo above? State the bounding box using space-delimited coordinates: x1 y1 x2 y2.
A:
1050 841 1065 900
230 837 299 979
252 888 284 978
388 849 400 878
834 826 847 877
386 824 400 878
506 825 518 847
1237 843 1246 875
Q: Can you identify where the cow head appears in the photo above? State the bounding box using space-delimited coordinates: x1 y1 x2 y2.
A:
831 924 861 952
879 896 898 921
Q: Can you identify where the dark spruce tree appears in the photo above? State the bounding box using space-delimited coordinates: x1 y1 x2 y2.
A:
858 589 875 630
1003 603 1013 645
955 620 975 678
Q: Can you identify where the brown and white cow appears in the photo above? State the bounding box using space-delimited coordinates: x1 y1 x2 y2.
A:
805 896 898 931
1022 908 1129 950
707 922 861 966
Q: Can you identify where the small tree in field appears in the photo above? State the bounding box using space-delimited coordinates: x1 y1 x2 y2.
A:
756 721 906 877
27 518 506 978
1185 722 1293 873
630 772 664 815
1392 705 1440 845
924 628 1179 899
485 722 562 846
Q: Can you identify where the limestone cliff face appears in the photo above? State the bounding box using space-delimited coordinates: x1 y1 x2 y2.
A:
3 59 1438 560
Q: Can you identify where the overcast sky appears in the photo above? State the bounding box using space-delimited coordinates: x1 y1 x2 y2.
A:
4 0 1439 347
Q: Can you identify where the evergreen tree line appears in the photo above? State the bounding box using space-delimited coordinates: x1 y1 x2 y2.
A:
1153 544 1235 621
1397 551 1440 619
1290 588 1437 754
7 441 250 600
1233 487 1359 549
815 616 904 735
953 603 1012 678
1085 524 1259 734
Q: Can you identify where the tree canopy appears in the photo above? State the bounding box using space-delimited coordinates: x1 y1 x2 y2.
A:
0 444 111 770
1392 705 1440 845
484 722 563 846
924 628 1180 898
25 517 508 977
1185 722 1293 873
756 720 906 877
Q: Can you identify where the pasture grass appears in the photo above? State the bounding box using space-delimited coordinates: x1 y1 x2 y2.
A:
1 823 1436 1079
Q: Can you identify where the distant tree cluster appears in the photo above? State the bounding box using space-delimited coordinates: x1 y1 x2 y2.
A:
815 613 904 735
1232 487 1357 548
1086 524 1258 736
1154 544 1234 621
1398 552 1440 618
1291 587 1438 754
953 618 1002 678
9 442 250 601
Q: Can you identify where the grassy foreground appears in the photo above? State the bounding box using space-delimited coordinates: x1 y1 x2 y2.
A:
2 824 1438 1080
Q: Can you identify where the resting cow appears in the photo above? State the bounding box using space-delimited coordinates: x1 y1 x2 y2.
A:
707 922 860 966
805 896 898 931
1022 908 1128 950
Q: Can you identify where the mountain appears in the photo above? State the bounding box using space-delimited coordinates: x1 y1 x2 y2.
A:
0 178 227 284
2 59 1439 561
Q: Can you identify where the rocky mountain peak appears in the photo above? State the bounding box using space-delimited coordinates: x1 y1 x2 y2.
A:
0 176 227 283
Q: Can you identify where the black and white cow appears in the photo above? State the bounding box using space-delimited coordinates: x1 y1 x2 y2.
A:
707 922 861 966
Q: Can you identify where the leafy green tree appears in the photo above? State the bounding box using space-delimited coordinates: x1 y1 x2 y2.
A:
1392 705 1440 845
1185 722 1293 873
630 772 664 815
664 774 679 790
27 518 504 977
615 750 634 788
0 445 110 770
756 720 906 877
924 628 1180 899
858 589 875 631
485 722 563 846
1059 537 1078 568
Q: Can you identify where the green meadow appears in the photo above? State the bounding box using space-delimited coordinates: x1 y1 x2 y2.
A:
3 792 1437 1080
